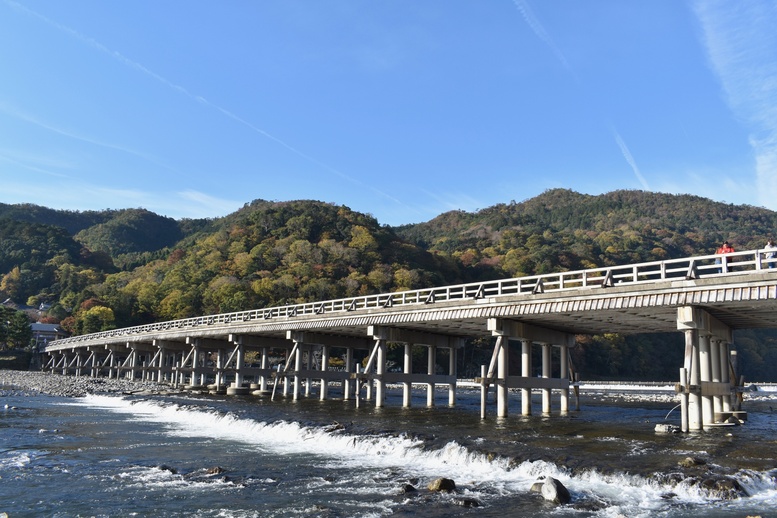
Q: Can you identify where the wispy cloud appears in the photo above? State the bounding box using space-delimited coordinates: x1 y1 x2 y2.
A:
693 0 777 210
0 102 178 173
613 130 650 190
0 148 71 178
0 177 243 219
511 0 575 76
4 0 404 208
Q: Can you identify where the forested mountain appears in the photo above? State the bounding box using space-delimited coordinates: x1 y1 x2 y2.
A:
74 209 186 262
2 190 777 381
0 202 115 234
397 189 777 278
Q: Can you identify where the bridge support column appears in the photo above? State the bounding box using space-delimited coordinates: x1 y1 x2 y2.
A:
293 342 303 401
711 338 723 416
214 349 224 389
560 344 569 414
320 345 329 401
720 341 732 412
190 345 201 388
403 343 412 407
107 350 116 379
344 347 354 400
375 339 386 408
234 344 245 388
90 350 99 378
427 345 437 407
699 333 714 427
448 346 457 406
685 329 702 431
260 347 269 392
304 345 312 398
521 340 532 416
74 351 83 377
497 335 509 418
488 318 574 419
541 343 552 415
677 306 734 430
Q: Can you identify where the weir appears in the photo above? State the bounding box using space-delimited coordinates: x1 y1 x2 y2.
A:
44 249 777 430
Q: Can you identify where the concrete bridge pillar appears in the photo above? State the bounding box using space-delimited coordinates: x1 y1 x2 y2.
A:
495 335 509 417
375 338 386 408
448 346 457 406
107 351 116 379
720 341 732 412
344 347 354 400
403 343 412 407
699 333 713 426
427 345 437 407
152 345 163 382
90 350 99 378
320 345 330 401
214 349 224 388
190 345 201 387
559 344 569 414
74 351 83 377
260 347 269 392
685 329 702 431
304 345 312 397
541 342 552 414
293 341 303 400
521 339 532 416
234 343 245 388
488 318 574 419
711 338 723 415
282 347 290 396
677 306 733 431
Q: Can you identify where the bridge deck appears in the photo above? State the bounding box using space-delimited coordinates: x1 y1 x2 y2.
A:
46 250 777 352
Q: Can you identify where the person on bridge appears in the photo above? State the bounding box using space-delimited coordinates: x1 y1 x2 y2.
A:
764 239 777 269
715 241 735 273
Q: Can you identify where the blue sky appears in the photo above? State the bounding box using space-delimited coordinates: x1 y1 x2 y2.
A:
1 1 776 226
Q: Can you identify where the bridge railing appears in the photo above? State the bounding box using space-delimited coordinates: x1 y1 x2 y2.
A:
46 249 775 349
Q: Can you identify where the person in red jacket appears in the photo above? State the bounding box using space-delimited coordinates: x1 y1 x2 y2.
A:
715 241 735 272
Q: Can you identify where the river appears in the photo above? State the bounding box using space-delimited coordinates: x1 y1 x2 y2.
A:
2 381 776 517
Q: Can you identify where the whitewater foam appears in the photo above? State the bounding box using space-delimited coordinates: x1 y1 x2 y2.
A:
67 394 777 516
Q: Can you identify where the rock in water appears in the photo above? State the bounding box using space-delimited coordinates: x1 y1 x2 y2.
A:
427 477 456 492
540 477 571 504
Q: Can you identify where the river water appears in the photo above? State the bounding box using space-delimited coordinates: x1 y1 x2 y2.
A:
2 382 776 517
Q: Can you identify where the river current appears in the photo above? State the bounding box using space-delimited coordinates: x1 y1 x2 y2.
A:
2 383 776 517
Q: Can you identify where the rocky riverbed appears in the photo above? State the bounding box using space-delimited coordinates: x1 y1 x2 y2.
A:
0 370 177 398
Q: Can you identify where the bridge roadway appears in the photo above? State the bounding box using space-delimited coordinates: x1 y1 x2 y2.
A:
45 249 777 431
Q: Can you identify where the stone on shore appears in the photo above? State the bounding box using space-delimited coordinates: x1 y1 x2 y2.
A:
1 369 175 398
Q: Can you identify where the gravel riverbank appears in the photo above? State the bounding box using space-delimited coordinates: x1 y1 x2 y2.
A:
0 370 178 398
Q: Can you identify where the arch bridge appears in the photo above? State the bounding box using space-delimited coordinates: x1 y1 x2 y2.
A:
45 249 777 431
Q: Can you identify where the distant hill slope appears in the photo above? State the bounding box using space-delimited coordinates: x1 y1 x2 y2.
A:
395 189 777 277
74 208 184 257
0 203 210 262
0 202 112 234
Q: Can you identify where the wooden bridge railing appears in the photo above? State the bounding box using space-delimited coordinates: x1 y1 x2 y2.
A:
47 249 774 349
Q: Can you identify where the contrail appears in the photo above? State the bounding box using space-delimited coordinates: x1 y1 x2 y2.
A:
613 130 650 190
511 0 575 77
4 0 404 206
512 0 654 191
